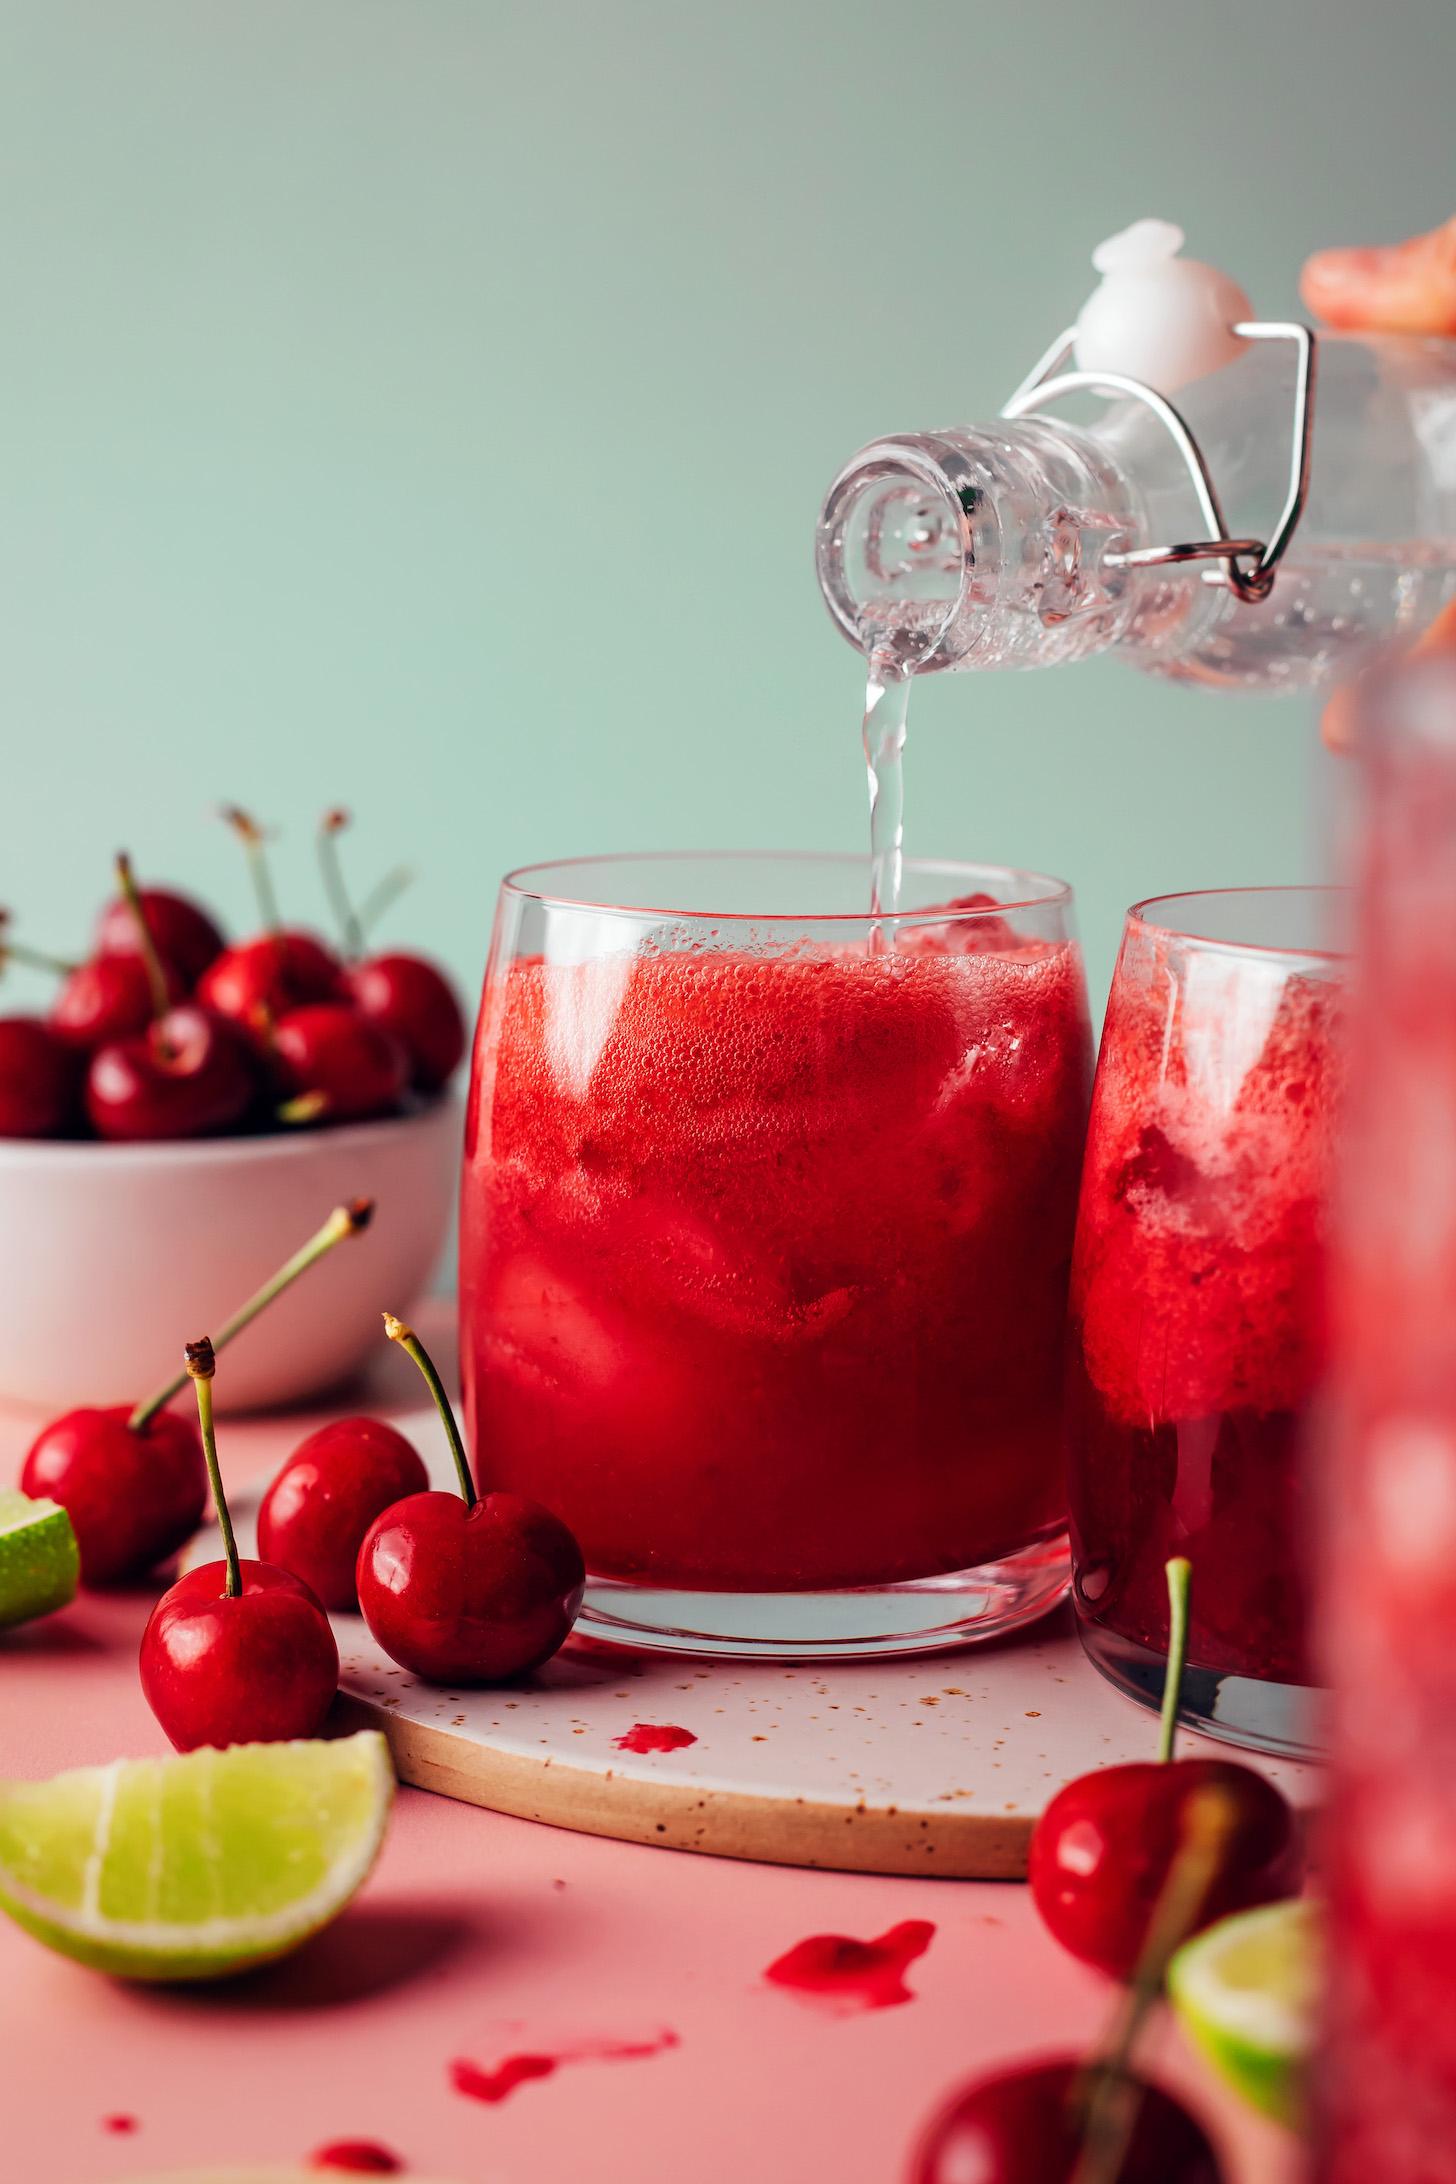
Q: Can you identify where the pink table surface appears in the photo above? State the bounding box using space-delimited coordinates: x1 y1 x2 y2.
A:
0 1305 1300 2184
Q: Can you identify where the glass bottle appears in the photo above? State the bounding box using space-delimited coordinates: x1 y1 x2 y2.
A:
816 332 1456 693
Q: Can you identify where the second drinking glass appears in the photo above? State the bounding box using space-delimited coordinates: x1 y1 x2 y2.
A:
460 852 1092 1657
1067 886 1345 1756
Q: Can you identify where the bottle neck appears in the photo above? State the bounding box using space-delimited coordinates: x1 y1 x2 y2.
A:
816 418 1146 674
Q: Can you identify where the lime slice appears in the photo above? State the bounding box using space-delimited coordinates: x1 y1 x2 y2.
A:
1168 1897 1318 2127
0 1731 393 1980
0 1487 79 1630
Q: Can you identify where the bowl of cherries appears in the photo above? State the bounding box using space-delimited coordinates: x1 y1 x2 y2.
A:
0 811 469 1412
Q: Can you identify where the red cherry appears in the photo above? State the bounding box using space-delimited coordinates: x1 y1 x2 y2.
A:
139 1337 338 1749
0 1016 83 1136
259 1418 429 1611
910 2059 1223 2183
274 1004 408 1124
21 1408 205 1584
354 1315 584 1683
86 1004 257 1141
95 887 225 987
141 1557 339 1750
51 953 188 1050
1029 1559 1301 1980
357 1489 585 1683
345 954 466 1093
197 933 342 1039
1028 1757 1301 1980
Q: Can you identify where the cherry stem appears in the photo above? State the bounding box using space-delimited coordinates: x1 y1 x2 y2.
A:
357 865 413 940
317 809 364 961
1071 1783 1236 2184
115 854 172 1023
128 1199 374 1431
383 1313 476 1506
0 928 80 978
1156 1556 1192 1765
186 1337 240 1599
221 807 281 934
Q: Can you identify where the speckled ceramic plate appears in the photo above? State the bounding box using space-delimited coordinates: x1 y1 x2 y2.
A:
200 1410 1318 1880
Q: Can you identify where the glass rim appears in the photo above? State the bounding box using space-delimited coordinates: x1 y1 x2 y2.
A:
499 849 1074 924
1127 883 1350 966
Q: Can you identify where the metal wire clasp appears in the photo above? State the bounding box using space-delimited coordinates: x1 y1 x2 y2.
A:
1000 323 1317 605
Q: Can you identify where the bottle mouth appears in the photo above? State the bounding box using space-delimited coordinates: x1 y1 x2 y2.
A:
815 434 988 673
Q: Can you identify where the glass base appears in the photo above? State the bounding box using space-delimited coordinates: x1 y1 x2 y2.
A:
1075 1611 1325 1760
574 1532 1071 1660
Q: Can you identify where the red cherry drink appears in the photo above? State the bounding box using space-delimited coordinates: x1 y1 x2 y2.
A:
1319 658 1456 2179
460 867 1090 1628
1067 890 1343 1750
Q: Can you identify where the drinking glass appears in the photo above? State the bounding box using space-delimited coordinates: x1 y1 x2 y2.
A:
1319 657 1456 2177
459 852 1092 1657
1067 887 1345 1755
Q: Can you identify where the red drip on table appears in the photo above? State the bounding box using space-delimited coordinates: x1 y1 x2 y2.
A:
765 1920 936 2011
310 2142 406 2174
614 1722 697 1753
450 2030 679 2105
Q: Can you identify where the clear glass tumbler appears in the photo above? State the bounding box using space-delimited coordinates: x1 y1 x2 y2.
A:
1067 887 1345 1756
459 852 1092 1658
1319 657 1456 2177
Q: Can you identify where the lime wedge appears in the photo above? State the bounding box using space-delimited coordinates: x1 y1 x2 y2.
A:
0 1731 393 1980
0 1487 79 1630
1169 1897 1318 2127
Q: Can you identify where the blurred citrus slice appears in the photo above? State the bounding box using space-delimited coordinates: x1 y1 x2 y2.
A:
0 1730 392 1980
0 1487 79 1630
1169 1896 1317 2127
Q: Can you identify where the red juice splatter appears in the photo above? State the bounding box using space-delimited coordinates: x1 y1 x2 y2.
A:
102 2116 139 2135
765 1919 935 2012
450 2030 678 2105
614 1722 698 1754
310 2143 405 2174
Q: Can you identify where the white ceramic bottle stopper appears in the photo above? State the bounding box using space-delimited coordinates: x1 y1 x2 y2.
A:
1073 219 1252 395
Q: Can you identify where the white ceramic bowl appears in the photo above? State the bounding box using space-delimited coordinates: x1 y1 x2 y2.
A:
0 1098 461 1414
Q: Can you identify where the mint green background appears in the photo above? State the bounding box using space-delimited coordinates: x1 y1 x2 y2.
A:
2 2 1449 1014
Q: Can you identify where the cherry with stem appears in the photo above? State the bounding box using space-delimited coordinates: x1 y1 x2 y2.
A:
200 813 342 1038
1028 1559 1300 1980
354 1315 585 1684
1071 1787 1234 2183
912 1792 1234 2183
21 1200 374 1583
140 1337 339 1751
81 859 237 1135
